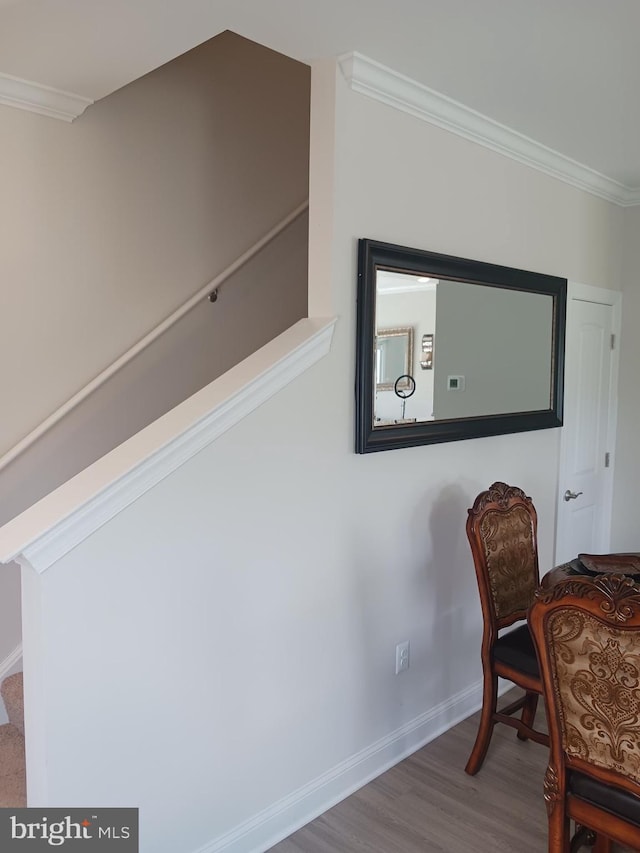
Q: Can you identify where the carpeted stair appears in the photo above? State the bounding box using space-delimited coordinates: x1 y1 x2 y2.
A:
0 673 25 806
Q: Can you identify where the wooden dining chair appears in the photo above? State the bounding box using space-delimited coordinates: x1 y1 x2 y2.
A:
465 481 549 775
529 574 640 852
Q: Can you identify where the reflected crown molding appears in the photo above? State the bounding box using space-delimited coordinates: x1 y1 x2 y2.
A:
339 52 640 208
0 72 93 122
377 271 437 295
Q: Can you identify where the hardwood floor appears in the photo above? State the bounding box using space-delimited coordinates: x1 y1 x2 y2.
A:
268 692 635 852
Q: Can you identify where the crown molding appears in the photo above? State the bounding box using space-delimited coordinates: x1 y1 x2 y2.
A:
0 317 336 574
620 188 640 207
0 72 93 122
339 52 640 208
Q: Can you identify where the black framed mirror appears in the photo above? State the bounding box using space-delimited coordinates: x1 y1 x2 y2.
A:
355 239 567 453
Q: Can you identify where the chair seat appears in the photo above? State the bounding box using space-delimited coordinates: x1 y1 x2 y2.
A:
569 771 640 827
493 624 539 678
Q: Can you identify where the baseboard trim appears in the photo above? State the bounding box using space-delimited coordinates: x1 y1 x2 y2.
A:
194 679 491 853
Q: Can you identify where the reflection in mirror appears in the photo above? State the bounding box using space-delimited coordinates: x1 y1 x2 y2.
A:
375 325 415 424
376 273 435 425
420 334 434 371
432 280 553 419
356 239 567 453
375 271 554 425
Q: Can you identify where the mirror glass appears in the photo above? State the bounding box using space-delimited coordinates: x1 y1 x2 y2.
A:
356 240 567 453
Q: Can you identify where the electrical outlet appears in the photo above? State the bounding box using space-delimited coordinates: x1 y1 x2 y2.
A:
395 640 410 674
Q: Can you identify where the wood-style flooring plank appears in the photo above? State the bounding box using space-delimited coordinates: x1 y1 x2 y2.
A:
268 691 636 852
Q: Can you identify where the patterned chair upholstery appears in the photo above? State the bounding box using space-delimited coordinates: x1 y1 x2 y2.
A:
465 481 549 775
529 574 640 852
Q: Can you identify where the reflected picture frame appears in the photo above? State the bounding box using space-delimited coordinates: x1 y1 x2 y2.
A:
375 326 414 391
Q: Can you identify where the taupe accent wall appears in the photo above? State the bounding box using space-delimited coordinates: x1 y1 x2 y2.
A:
0 30 310 457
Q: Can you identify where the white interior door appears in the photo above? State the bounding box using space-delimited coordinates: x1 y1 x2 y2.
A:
555 287 620 564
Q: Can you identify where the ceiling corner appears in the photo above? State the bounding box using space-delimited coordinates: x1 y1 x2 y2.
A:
0 72 94 122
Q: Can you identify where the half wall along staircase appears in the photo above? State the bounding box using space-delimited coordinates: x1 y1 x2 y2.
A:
0 672 25 806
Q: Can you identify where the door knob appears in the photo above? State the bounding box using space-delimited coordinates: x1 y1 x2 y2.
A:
563 489 584 502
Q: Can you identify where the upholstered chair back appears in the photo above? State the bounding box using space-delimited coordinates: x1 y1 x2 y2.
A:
467 481 540 629
531 575 640 788
530 574 640 852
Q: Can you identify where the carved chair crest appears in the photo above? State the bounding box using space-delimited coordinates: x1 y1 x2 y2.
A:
468 481 539 622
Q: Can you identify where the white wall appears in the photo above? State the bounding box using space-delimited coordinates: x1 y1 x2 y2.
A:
0 30 310 457
16 61 627 853
611 206 640 547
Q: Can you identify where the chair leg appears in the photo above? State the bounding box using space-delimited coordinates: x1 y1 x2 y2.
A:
548 803 571 853
570 825 595 852
517 691 539 741
465 668 497 775
591 835 612 853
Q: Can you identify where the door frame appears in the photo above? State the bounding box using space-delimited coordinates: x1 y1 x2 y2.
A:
554 281 622 565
